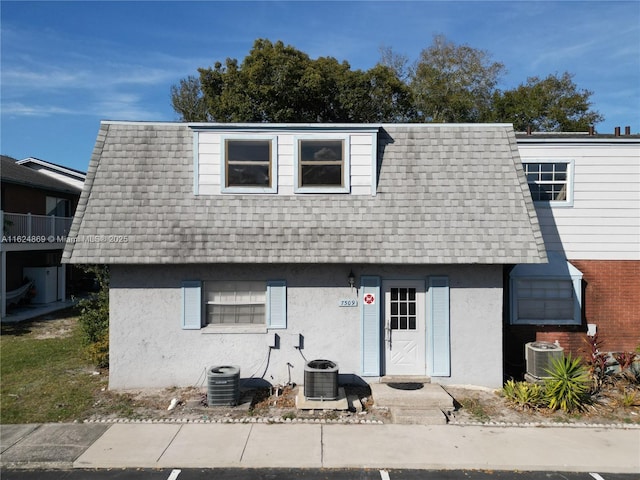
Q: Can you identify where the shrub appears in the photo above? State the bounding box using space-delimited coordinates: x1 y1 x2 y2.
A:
502 379 545 410
584 333 610 394
544 355 591 413
77 265 109 367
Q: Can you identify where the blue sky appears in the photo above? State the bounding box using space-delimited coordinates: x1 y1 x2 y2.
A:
1 1 639 172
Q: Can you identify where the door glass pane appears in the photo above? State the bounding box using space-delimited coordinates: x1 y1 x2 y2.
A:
389 287 418 330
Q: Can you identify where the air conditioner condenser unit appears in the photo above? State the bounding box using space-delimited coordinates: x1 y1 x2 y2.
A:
525 341 564 379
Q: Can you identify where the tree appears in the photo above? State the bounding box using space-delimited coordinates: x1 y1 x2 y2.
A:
174 39 413 123
409 34 505 123
170 75 209 122
491 72 604 131
172 37 604 132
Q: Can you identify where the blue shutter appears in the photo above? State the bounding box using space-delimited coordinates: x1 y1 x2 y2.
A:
182 281 202 330
267 280 287 329
361 276 381 376
428 276 450 377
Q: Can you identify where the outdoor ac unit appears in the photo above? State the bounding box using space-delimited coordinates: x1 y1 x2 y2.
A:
304 359 339 400
525 341 564 379
207 365 240 406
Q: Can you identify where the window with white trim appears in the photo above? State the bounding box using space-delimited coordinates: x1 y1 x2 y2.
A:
295 137 349 193
181 279 286 330
509 254 582 325
523 160 573 205
205 281 266 325
222 136 277 193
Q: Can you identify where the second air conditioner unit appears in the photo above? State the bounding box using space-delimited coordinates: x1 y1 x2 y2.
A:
525 341 564 379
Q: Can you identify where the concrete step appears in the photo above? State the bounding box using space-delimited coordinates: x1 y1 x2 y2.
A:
370 382 454 412
391 407 448 425
380 375 431 384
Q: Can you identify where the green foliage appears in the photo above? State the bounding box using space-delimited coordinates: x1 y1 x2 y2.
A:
187 39 413 123
410 34 505 123
173 36 604 131
0 316 105 423
77 265 109 367
170 75 209 122
458 396 490 422
502 379 545 410
543 355 591 413
491 72 604 131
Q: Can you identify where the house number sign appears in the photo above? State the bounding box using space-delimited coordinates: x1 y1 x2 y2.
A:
338 299 358 307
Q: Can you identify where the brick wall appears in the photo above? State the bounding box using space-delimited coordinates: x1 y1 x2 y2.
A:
504 260 639 379
571 260 640 353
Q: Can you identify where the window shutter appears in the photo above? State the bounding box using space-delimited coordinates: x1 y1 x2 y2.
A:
182 281 202 330
267 280 287 329
361 276 381 376
428 276 450 377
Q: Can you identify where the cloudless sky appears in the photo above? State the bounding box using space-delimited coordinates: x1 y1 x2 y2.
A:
1 0 639 172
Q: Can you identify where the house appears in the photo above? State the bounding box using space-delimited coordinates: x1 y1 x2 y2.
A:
505 130 640 377
63 121 547 390
1 156 84 319
17 157 87 191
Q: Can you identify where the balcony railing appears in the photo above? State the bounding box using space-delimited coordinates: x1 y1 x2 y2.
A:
1 211 73 243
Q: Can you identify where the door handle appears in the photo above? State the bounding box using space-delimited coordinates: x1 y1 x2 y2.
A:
385 322 392 348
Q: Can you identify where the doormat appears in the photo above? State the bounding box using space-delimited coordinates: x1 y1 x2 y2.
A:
387 382 424 390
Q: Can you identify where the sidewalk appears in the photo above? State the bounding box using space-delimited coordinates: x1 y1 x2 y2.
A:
2 422 639 473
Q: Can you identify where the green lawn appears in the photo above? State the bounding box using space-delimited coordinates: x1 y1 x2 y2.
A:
0 312 105 424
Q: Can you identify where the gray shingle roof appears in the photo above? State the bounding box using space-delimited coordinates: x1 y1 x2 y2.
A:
63 122 546 265
1 155 82 195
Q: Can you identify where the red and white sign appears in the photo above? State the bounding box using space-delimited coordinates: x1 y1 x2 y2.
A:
363 293 376 305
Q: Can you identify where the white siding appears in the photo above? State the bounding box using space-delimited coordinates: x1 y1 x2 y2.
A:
197 130 375 196
519 142 640 260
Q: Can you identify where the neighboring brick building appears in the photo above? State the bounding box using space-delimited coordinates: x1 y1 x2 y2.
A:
505 131 640 378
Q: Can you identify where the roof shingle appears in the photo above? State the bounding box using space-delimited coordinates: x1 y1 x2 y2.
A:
63 122 546 265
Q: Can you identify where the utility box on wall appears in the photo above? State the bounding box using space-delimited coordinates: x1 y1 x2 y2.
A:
23 267 58 304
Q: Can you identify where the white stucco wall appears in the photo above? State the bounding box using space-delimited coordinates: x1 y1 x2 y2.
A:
108 264 504 390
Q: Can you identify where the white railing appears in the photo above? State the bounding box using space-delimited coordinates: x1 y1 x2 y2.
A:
1 211 73 242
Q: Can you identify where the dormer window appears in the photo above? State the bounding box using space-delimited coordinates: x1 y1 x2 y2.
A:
295 137 350 193
221 136 277 193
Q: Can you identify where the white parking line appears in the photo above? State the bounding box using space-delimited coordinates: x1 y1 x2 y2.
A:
589 474 606 480
380 470 391 480
167 469 181 480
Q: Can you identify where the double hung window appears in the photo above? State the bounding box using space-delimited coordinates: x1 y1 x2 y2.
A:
523 160 573 205
295 137 349 193
222 136 277 193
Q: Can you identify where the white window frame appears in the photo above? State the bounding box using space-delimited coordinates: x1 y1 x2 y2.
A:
509 254 583 326
294 135 350 194
204 280 266 324
220 134 278 194
523 159 574 207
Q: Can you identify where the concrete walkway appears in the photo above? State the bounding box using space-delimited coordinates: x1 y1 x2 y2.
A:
1 422 639 473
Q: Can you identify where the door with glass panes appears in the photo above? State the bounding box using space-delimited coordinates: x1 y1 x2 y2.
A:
383 280 426 376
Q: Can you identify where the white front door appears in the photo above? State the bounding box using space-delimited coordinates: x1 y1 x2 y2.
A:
383 280 426 376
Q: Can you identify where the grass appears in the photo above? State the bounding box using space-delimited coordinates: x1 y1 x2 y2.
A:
0 312 105 424
457 397 490 422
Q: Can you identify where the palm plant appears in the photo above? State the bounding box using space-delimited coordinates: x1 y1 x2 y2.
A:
544 355 591 413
